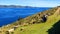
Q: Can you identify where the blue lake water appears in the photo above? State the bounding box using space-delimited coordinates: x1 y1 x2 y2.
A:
0 7 51 26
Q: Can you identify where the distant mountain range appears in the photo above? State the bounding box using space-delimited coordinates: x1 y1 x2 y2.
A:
0 5 36 8
0 5 55 8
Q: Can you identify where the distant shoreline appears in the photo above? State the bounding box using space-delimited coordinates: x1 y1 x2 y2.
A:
0 5 35 8
0 5 54 8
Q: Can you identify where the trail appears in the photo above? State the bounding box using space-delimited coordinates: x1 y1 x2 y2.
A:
54 7 60 15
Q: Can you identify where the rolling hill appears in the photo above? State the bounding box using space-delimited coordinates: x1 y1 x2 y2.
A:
14 6 60 34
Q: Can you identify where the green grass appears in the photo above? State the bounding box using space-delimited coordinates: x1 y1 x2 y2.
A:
14 15 60 34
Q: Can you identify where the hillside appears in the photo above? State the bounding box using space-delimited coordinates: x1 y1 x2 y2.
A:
14 15 60 34
0 6 60 34
14 7 60 34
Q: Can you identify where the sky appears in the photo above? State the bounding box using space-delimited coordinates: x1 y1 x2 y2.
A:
0 0 60 7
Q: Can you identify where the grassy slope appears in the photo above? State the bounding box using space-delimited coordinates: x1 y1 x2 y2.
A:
14 14 60 34
14 7 60 34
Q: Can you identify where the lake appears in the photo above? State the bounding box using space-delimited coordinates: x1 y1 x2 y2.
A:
0 7 51 26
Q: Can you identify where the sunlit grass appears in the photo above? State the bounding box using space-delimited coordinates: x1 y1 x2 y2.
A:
14 15 60 34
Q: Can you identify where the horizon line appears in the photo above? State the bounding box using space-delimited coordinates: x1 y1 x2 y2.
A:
0 5 59 7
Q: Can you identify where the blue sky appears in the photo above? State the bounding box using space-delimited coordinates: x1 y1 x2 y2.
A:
0 0 60 7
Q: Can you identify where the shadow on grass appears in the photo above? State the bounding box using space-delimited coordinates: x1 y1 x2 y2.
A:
48 20 60 34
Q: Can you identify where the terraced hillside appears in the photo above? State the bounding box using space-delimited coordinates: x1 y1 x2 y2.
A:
0 6 60 34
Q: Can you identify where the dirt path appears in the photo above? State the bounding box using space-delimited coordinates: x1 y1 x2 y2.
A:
54 7 60 15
